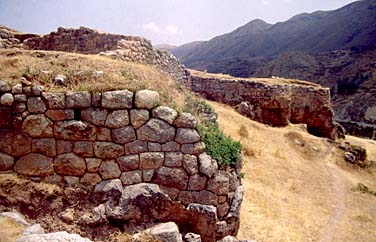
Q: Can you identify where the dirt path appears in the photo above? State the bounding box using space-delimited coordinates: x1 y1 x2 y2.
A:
318 156 348 242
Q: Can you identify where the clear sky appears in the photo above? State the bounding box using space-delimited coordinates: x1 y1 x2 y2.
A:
0 0 358 46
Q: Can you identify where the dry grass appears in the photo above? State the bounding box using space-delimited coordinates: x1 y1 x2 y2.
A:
209 101 376 242
0 49 187 108
0 217 25 242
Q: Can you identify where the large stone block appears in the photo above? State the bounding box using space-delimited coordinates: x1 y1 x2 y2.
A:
137 119 175 143
152 167 188 190
14 153 54 177
183 154 198 175
81 107 108 126
188 174 207 191
73 141 94 157
0 152 14 171
130 109 149 128
199 153 218 178
42 92 66 109
174 113 197 128
105 110 129 128
120 170 142 185
111 126 136 144
86 158 102 172
175 128 200 144
134 89 160 109
102 90 133 109
0 93 14 106
207 171 230 195
165 152 183 167
0 130 32 157
152 106 178 125
149 222 182 242
124 140 148 154
94 142 124 158
99 159 121 179
56 140 73 154
27 97 47 113
117 155 139 171
45 109 74 121
54 120 96 141
32 138 56 157
66 91 91 108
139 152 164 169
54 153 86 176
80 173 102 186
22 114 53 138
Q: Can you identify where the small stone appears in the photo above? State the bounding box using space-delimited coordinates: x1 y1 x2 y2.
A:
32 138 56 157
58 208 75 224
183 154 198 175
92 71 104 78
22 114 53 138
105 110 129 128
148 142 162 152
117 155 139 171
81 107 108 126
152 167 188 190
86 158 102 172
0 93 14 106
345 152 356 163
199 153 218 178
27 97 47 113
137 119 175 143
12 102 27 113
112 126 136 144
31 85 44 96
54 153 86 176
175 128 200 144
41 92 66 109
12 114 23 129
142 169 154 182
149 222 182 242
174 113 197 128
54 74 67 86
0 152 14 171
64 176 80 187
56 140 73 154
165 152 183 167
0 80 11 92
134 89 160 109
22 86 32 96
99 159 121 179
162 141 180 151
139 152 164 169
11 84 22 94
124 140 148 154
92 92 101 107
14 153 54 177
81 173 102 186
45 109 74 121
120 170 142 185
184 233 201 242
73 141 94 157
102 90 133 109
130 109 149 128
94 142 124 158
14 94 27 102
152 106 178 125
44 174 62 184
66 91 91 108
188 174 207 191
94 178 123 201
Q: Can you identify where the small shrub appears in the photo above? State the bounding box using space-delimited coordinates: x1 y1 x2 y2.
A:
351 183 376 196
243 146 255 157
238 124 249 138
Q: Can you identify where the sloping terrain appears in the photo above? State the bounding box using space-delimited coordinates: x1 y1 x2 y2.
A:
209 101 376 242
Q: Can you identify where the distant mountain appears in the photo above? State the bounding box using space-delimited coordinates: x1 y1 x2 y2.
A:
154 43 177 52
172 0 376 132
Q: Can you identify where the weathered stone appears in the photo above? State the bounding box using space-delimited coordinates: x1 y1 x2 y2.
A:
92 92 101 107
148 142 162 152
54 121 96 141
159 185 180 200
12 102 27 113
14 94 27 102
207 171 230 195
117 155 139 171
134 89 160 109
120 170 142 185
218 196 227 204
44 174 62 184
31 85 44 96
199 153 218 178
0 93 14 106
139 152 164 169
86 158 102 172
105 110 129 128
0 80 11 92
66 91 91 108
23 115 53 138
27 97 47 113
174 113 197 128
21 111 29 118
54 74 67 86
162 141 180 151
12 114 23 129
0 107 11 128
96 127 111 141
228 185 244 218
217 202 230 220
45 109 74 121
152 167 188 190
0 152 14 170
57 140 73 154
94 178 123 201
80 173 102 186
181 142 205 155
184 233 201 242
32 138 56 157
0 130 31 157
11 84 22 94
165 152 183 167
16 231 92 242
54 153 86 176
188 174 207 191
112 126 136 144
152 106 178 125
73 141 94 157
218 236 238 242
22 86 32 96
99 159 121 179
175 128 200 144
0 211 29 225
23 224 45 236
42 92 66 109
102 90 133 109
183 154 198 175
14 153 53 177
186 204 218 242
78 204 106 226
138 119 175 143
178 191 199 205
344 152 356 163
124 140 148 154
130 109 149 128
58 208 76 224
94 142 124 158
81 107 108 125
198 190 218 206
64 176 80 186
149 222 182 242
142 169 154 182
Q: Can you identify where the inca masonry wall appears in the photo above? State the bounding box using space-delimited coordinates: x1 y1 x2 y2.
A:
0 80 243 242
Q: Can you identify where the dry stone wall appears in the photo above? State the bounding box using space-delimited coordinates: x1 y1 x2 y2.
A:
0 80 243 242
189 72 336 139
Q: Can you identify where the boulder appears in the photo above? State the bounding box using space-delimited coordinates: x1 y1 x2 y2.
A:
138 119 175 143
149 222 182 242
22 114 53 138
11 84 22 94
105 110 129 128
14 153 54 177
0 130 32 157
152 167 189 190
54 153 86 176
175 128 200 144
54 120 96 141
207 171 230 196
183 154 198 175
94 178 123 201
152 106 178 125
134 90 160 109
102 90 133 109
16 231 92 242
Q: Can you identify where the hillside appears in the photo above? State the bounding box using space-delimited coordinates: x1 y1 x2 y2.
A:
210 101 376 242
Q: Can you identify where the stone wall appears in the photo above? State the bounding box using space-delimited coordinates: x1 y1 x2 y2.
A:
0 80 242 242
189 72 336 139
23 27 189 86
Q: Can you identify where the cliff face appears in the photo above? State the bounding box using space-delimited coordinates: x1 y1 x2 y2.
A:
189 71 336 139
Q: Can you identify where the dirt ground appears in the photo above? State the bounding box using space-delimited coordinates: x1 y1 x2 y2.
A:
210 101 376 242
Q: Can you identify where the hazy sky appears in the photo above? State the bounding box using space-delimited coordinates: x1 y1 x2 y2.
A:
0 0 358 45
